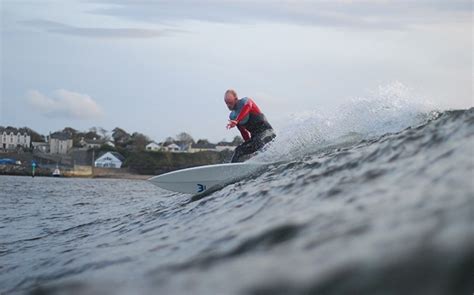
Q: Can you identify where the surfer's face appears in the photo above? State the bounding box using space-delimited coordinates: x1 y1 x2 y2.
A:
224 94 237 110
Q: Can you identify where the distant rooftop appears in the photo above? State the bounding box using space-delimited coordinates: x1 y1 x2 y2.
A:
84 138 107 144
191 142 216 149
50 132 72 140
0 126 30 134
98 151 125 162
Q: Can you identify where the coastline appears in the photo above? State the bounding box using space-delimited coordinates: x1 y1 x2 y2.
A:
0 150 232 180
0 165 153 180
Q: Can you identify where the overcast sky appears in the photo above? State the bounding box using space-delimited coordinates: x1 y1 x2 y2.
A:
1 0 472 142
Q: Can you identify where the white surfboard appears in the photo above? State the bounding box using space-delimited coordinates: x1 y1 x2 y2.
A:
147 162 269 194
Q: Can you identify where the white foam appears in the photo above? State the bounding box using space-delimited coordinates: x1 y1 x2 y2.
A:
251 82 437 163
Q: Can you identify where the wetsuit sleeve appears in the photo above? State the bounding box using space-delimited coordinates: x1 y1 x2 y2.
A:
235 98 254 123
237 125 251 141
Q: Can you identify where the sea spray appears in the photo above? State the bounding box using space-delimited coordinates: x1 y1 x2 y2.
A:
252 82 437 163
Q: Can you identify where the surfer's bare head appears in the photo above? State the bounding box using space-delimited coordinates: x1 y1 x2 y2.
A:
224 89 238 110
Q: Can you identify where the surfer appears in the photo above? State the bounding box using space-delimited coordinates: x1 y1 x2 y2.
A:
224 89 276 162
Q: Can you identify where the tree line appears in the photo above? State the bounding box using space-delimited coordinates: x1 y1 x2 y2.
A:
23 126 243 151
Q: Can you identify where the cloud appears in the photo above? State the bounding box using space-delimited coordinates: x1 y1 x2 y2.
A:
27 89 104 120
86 0 472 30
21 19 181 39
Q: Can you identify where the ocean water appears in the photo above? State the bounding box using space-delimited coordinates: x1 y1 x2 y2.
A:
1 101 473 294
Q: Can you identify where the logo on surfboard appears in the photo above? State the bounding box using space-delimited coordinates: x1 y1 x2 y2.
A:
197 184 207 193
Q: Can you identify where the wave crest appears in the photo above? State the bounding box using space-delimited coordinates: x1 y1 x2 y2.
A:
253 82 438 162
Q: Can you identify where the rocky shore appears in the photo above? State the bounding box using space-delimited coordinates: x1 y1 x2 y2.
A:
0 164 51 177
0 165 151 180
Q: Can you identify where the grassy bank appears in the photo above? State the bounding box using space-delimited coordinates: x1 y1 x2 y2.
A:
124 150 232 175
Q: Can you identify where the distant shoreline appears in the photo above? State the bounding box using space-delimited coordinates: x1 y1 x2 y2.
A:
0 165 153 180
0 173 153 180
90 174 153 180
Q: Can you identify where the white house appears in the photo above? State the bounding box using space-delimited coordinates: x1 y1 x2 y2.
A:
164 143 181 152
49 132 73 154
0 127 31 150
94 151 124 168
189 141 217 153
146 142 161 151
80 138 115 149
159 142 183 153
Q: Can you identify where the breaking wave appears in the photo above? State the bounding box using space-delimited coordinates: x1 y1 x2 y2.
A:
253 82 437 162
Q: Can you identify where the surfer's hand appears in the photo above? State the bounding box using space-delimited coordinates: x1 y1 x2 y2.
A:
227 120 238 129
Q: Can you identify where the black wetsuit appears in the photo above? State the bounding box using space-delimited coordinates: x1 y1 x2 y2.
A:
229 97 276 162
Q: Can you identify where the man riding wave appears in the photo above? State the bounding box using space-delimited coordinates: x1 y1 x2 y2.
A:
224 89 276 162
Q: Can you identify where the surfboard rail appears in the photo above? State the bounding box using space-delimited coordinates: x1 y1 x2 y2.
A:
147 162 269 194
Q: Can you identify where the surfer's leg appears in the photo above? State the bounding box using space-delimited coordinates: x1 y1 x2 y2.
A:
230 146 243 163
251 130 275 152
261 130 276 145
230 131 276 162
231 140 256 163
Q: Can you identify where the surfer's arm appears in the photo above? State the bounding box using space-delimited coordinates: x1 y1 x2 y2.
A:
235 98 254 123
227 120 238 129
237 125 251 141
